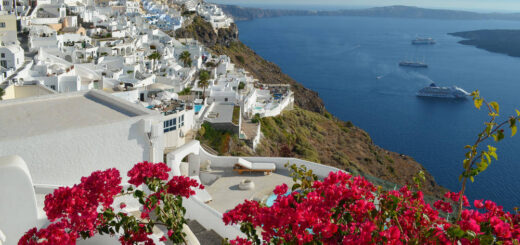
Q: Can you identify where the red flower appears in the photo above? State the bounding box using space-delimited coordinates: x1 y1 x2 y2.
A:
273 183 288 195
434 200 453 213
474 199 484 209
166 176 203 198
127 161 171 187
119 226 153 245
18 222 77 245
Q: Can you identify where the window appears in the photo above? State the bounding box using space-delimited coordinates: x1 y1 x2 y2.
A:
0 22 5 28
179 115 184 127
1 53 4 58
224 98 228 102
50 85 56 90
0 60 6 68
163 118 177 133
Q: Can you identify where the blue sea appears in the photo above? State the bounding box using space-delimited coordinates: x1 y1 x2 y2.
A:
236 16 520 210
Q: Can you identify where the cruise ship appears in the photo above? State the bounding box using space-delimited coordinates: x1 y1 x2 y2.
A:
399 61 428 68
412 37 436 45
416 83 470 98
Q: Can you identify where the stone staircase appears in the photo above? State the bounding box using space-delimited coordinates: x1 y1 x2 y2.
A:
201 143 219 156
187 219 223 245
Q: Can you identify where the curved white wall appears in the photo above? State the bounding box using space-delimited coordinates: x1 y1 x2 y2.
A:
0 155 41 245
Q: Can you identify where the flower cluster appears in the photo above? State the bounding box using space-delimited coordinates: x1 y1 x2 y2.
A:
127 161 171 186
167 175 204 198
224 170 520 244
19 168 123 244
19 162 203 245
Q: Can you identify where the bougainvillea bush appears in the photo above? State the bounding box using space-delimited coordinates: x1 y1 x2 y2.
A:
18 162 203 245
223 92 520 245
223 164 520 244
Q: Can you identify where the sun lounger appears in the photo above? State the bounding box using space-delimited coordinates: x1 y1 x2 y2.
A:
233 158 276 175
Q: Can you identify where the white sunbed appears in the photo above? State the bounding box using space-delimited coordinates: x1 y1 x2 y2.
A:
233 158 276 174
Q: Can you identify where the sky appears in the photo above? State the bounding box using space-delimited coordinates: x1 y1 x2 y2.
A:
209 0 520 12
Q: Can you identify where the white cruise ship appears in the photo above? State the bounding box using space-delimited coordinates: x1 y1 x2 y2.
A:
417 83 470 99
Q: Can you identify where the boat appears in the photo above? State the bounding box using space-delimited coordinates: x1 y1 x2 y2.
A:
412 37 436 45
416 83 470 99
399 61 428 68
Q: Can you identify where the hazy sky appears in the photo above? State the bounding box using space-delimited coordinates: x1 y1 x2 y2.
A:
209 0 520 12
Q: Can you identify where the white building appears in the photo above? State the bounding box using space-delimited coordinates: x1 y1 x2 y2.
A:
0 90 166 186
0 12 17 45
0 44 24 70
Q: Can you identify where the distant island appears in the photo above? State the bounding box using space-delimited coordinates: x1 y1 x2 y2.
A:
220 5 520 21
450 30 520 58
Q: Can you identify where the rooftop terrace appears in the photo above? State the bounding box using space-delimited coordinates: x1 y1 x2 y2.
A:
0 90 153 140
200 167 294 213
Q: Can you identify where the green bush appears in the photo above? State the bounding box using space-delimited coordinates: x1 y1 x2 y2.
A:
199 122 235 155
178 87 191 95
235 55 245 64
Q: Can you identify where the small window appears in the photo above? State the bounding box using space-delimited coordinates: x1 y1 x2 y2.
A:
0 22 5 28
179 115 184 127
1 53 4 58
50 85 56 90
163 118 177 133
224 98 228 102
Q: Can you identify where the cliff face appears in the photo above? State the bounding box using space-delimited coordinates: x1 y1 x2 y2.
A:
255 108 446 198
175 17 446 198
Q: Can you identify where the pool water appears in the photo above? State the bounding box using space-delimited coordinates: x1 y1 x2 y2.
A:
265 190 292 207
194 105 203 113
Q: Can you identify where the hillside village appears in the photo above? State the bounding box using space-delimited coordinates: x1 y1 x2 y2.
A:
0 0 344 244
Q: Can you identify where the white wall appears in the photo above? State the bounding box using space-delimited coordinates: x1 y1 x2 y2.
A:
183 198 244 240
164 109 195 149
58 75 81 92
262 93 294 118
198 146 343 179
0 156 43 245
0 118 157 186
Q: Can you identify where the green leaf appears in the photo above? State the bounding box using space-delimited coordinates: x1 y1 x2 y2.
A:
516 109 520 117
510 117 517 137
487 145 498 160
497 130 505 142
463 159 470 169
474 98 483 110
489 101 500 114
483 152 491 163
470 176 475 182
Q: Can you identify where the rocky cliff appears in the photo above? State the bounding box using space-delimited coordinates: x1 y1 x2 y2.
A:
175 17 447 198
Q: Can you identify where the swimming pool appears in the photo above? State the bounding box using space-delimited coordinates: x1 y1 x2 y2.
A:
265 189 291 207
194 105 203 113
